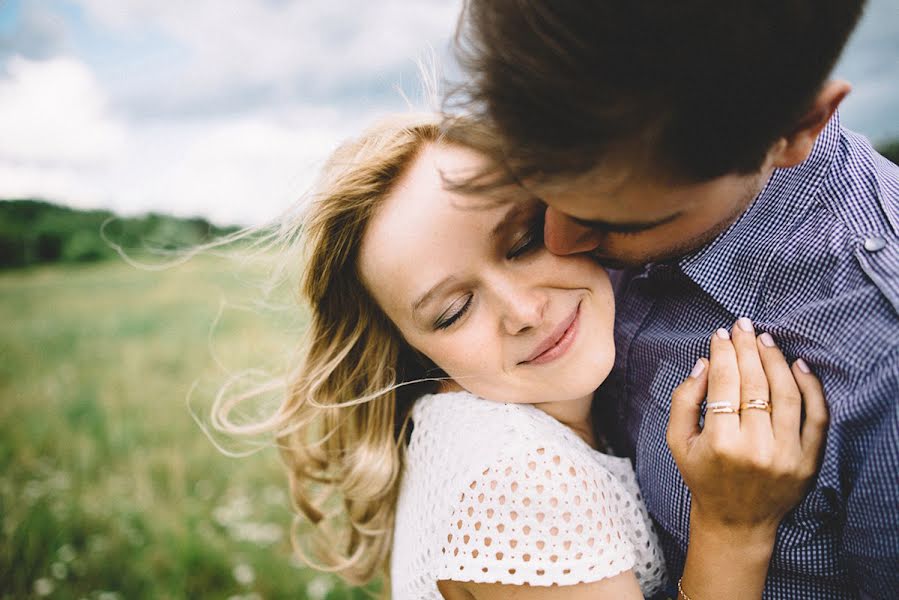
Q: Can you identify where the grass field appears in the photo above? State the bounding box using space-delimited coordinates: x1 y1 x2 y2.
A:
0 256 377 599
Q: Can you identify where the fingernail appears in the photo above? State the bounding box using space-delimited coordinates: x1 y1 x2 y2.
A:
796 358 811 374
759 332 776 348
737 317 753 332
716 327 730 340
690 358 706 378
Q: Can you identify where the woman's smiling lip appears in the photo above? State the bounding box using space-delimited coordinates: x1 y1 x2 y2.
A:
519 302 581 365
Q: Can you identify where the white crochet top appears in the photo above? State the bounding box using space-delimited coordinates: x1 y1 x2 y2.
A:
390 391 666 598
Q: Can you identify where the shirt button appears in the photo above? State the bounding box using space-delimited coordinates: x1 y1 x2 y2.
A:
863 236 886 252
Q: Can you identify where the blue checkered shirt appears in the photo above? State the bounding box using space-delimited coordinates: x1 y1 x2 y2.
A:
599 113 899 599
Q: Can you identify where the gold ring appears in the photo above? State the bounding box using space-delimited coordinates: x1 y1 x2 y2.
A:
707 401 739 415
740 399 772 413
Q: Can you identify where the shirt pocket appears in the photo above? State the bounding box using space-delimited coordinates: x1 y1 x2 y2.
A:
633 361 691 548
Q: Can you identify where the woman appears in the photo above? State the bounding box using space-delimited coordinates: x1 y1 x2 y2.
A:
216 113 826 599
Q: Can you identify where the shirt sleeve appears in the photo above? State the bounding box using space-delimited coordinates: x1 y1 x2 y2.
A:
843 347 899 598
436 441 638 587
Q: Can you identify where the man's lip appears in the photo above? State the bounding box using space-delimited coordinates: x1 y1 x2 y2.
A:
519 302 580 364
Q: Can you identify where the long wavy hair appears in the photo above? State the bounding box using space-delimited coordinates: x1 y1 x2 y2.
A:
211 113 489 591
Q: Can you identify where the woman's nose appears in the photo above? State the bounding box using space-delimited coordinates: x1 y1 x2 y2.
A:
544 207 601 255
498 283 547 335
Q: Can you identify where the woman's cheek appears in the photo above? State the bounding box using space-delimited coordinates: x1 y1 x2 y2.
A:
429 333 492 380
543 251 603 281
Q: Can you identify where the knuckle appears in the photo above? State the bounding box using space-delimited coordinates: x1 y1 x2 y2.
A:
709 435 739 461
748 448 775 470
797 462 818 481
742 382 769 399
665 425 677 452
805 408 829 428
779 391 802 406
709 370 738 389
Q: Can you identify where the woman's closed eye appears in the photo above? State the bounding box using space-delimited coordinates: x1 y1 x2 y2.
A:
506 217 545 260
435 294 473 330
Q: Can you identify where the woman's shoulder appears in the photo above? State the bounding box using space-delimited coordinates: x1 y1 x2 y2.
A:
410 391 551 450
396 392 666 595
409 391 632 476
431 418 649 589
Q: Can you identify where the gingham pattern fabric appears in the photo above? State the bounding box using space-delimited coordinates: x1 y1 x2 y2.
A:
597 113 899 599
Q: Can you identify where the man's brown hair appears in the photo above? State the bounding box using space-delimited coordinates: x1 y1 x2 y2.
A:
449 0 866 185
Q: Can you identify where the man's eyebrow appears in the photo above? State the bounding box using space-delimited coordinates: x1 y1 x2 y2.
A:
569 211 681 233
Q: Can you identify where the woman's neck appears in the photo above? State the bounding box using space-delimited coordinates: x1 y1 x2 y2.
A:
439 381 598 450
533 393 597 450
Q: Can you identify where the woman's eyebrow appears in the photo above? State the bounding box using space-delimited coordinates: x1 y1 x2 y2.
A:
569 211 681 233
412 276 458 314
412 201 540 316
491 199 540 238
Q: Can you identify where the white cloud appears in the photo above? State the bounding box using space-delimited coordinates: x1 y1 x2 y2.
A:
121 108 368 225
74 0 462 113
0 2 461 224
0 55 126 163
3 0 894 229
0 56 372 224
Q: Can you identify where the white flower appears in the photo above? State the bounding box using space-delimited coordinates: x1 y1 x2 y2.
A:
57 544 77 562
306 576 334 600
230 521 283 546
51 561 68 579
233 563 255 586
33 578 54 597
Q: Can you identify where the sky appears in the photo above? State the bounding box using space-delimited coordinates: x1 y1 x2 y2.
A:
0 0 897 226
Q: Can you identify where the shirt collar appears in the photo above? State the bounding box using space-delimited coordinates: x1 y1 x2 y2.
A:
675 112 842 318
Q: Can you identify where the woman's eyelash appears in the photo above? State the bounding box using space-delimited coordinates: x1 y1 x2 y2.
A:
435 296 473 330
506 218 545 259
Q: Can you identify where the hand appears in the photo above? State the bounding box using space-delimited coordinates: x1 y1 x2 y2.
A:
666 318 829 537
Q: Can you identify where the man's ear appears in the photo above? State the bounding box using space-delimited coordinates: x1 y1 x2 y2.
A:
768 80 851 169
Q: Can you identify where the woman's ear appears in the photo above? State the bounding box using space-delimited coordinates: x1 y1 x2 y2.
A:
768 80 851 169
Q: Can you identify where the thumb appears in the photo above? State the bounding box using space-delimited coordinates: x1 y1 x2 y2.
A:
667 358 709 458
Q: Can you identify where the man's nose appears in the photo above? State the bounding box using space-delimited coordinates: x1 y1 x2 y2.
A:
544 207 601 255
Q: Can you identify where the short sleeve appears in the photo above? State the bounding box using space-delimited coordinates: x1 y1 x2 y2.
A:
437 442 638 587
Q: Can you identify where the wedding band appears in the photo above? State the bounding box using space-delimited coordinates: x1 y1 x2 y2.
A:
707 401 738 414
740 399 772 413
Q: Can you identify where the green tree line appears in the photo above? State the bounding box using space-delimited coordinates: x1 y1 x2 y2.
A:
1 140 896 270
0 199 241 269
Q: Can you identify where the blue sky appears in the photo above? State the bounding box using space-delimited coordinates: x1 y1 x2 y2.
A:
0 0 897 225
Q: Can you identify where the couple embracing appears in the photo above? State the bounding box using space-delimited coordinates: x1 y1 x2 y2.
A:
229 2 898 598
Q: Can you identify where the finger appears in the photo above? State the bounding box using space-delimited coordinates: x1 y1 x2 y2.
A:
731 318 772 438
757 332 802 443
793 358 829 467
667 357 710 458
704 328 741 435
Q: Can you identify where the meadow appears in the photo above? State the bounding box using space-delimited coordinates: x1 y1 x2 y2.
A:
0 256 378 599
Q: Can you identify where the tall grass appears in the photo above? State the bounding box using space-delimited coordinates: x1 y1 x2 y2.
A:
0 257 377 599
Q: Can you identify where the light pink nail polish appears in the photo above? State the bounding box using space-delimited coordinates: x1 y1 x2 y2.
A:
759 333 776 348
796 358 811 374
690 358 706 378
737 317 753 332
716 328 730 340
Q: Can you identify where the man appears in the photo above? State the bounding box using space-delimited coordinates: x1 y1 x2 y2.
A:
449 1 898 597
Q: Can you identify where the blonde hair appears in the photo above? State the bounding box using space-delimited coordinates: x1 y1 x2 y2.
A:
213 113 490 590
